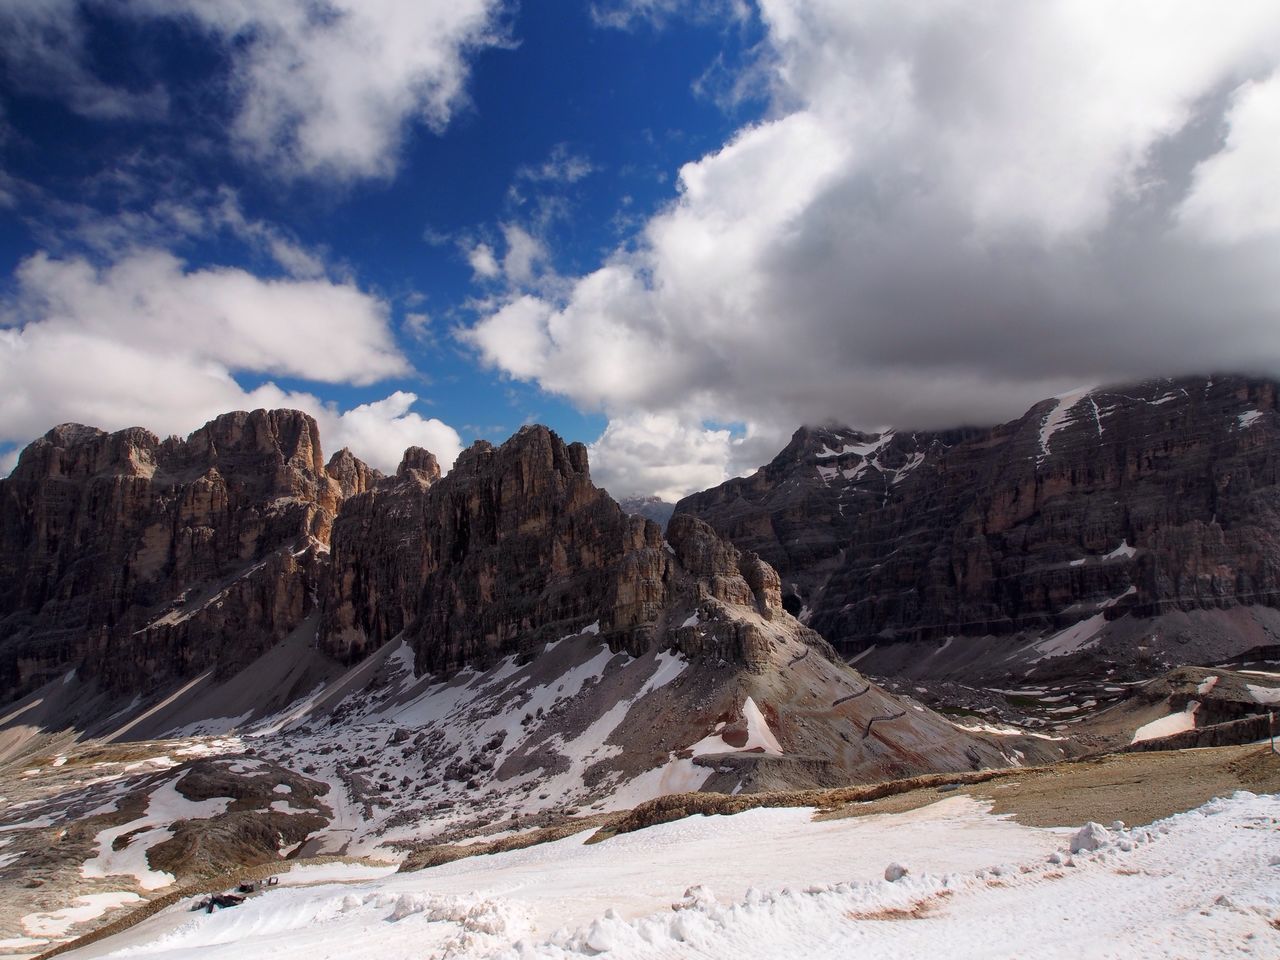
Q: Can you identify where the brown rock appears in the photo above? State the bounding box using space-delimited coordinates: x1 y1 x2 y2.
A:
0 409 345 698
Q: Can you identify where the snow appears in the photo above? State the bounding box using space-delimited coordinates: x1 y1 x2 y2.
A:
1104 539 1137 559
81 780 233 890
272 862 400 887
1033 614 1105 659
1246 683 1280 705
0 936 48 951
948 720 1064 741
1131 701 1200 744
1037 387 1093 463
21 892 141 938
687 697 784 758
890 451 926 485
1100 584 1137 608
1196 675 1219 696
814 432 894 460
58 792 1280 960
740 697 784 755
1238 410 1264 428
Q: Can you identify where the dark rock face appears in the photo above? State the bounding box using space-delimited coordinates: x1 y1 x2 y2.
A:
320 426 674 673
678 376 1280 659
1 410 814 705
675 425 968 615
320 448 444 664
319 427 816 677
0 410 354 697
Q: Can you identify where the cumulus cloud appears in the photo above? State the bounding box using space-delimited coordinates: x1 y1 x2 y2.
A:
1178 71 1280 244
467 0 1280 496
0 250 462 474
467 243 502 281
321 392 462 473
589 413 768 502
3 0 507 182
143 0 508 181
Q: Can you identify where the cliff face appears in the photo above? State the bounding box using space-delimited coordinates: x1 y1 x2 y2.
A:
0 409 358 697
0 412 815 705
678 376 1280 666
318 425 804 677
674 425 969 615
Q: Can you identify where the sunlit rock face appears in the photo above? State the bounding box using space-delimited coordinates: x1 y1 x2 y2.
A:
0 409 354 698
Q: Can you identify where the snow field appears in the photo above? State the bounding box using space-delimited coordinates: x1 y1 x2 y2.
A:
58 792 1280 960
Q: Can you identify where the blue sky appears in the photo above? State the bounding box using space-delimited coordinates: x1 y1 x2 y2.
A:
2 2 1279 498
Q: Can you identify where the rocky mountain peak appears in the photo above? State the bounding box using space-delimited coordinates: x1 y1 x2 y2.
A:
395 446 440 484
185 408 328 479
326 447 382 498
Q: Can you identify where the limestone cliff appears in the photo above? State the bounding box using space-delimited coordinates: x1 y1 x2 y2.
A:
0 409 358 697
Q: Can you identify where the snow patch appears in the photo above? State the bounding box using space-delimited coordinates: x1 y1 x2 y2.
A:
1131 701 1200 744
1246 683 1280 705
1037 387 1094 463
1033 614 1106 659
21 892 141 938
1104 539 1137 560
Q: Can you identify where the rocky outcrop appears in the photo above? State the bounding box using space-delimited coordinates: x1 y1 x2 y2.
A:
326 448 383 498
675 426 965 615
319 427 824 677
321 425 655 671
678 376 1280 667
320 448 444 664
0 409 355 698
1 409 819 704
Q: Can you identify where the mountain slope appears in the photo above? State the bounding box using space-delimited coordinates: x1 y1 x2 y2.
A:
677 376 1280 681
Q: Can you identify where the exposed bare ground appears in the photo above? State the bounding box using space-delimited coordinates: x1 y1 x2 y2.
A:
815 742 1280 828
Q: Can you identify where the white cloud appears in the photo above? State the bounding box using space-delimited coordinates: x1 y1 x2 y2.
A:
0 250 462 473
3 0 507 182
468 243 502 280
516 144 595 185
12 250 406 385
321 392 462 473
151 0 508 181
466 0 1280 496
499 224 547 286
590 0 750 30
589 412 756 502
1178 71 1280 244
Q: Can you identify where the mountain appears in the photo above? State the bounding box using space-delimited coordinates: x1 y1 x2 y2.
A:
676 376 1280 683
0 411 1067 946
0 410 350 700
618 496 677 531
